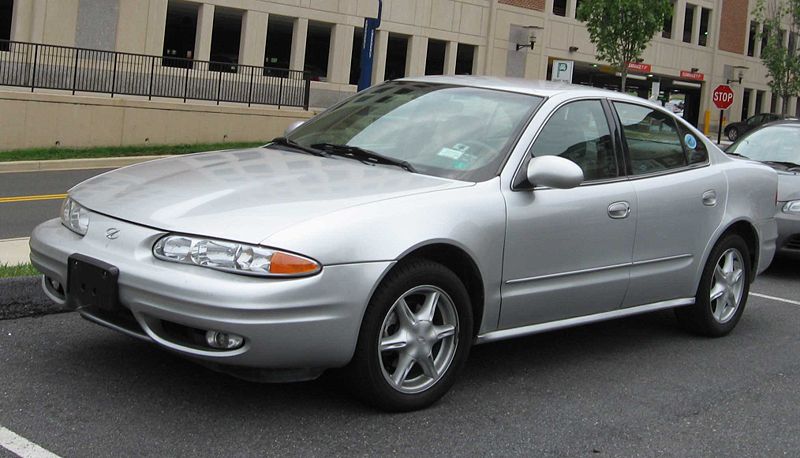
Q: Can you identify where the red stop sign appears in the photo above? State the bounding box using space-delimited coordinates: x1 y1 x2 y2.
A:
712 85 735 110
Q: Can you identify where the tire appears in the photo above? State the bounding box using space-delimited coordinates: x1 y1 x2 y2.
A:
349 259 473 412
676 233 751 337
727 127 739 142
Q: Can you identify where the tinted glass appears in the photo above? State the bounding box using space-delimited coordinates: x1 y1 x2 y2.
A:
727 125 800 165
614 102 687 175
530 100 618 181
676 122 708 165
288 82 542 181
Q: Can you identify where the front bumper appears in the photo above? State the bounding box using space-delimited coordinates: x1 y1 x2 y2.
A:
30 215 392 372
776 211 800 255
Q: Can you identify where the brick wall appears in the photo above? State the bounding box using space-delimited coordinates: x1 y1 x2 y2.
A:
499 0 546 12
718 0 748 54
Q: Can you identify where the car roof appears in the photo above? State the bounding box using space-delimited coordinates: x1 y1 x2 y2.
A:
400 75 650 103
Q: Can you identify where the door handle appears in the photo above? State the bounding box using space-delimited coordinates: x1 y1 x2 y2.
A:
608 201 631 219
702 190 717 207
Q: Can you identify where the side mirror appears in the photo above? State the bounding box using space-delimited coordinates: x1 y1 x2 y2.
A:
526 156 584 189
284 120 305 137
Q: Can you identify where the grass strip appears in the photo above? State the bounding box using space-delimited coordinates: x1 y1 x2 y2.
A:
0 142 265 162
0 263 39 278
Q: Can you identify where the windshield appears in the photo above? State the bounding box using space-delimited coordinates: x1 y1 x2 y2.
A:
286 81 543 181
727 124 800 165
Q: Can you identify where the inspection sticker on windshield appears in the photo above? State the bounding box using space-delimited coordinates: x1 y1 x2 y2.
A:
684 133 698 149
437 144 471 160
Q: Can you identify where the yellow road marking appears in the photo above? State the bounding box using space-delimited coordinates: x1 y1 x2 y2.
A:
0 193 67 204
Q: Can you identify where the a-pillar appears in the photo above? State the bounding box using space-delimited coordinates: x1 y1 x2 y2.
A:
405 35 427 76
371 29 388 83
289 17 308 71
194 3 215 61
327 24 355 84
444 41 458 75
239 10 268 66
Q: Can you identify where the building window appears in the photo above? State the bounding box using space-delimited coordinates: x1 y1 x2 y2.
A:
761 25 770 53
755 90 764 113
425 39 446 75
553 0 567 17
304 21 332 81
574 0 584 17
349 27 364 85
683 4 695 43
790 32 797 53
741 89 751 121
662 1 674 39
455 43 476 75
1 0 13 45
385 33 408 81
770 93 778 113
265 15 293 75
698 8 710 46
163 0 198 67
209 7 243 72
748 21 758 56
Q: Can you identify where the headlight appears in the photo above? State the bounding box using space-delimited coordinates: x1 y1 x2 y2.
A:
783 200 800 213
60 197 90 236
153 235 321 277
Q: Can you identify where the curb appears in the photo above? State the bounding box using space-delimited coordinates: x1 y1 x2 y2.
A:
0 276 70 320
0 155 173 173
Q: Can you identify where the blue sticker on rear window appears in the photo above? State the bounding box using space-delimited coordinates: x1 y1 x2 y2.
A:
684 133 698 149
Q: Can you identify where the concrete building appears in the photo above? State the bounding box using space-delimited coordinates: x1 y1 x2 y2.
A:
0 0 793 149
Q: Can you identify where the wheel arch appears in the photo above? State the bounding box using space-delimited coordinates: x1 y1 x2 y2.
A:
386 242 486 338
707 219 759 282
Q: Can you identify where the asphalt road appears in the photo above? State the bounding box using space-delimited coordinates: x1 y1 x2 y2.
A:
0 169 112 239
0 257 798 456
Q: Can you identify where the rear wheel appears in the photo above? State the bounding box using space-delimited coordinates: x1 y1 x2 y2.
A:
676 234 751 337
350 260 473 412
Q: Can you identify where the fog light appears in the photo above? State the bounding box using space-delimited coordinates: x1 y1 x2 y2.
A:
205 330 244 350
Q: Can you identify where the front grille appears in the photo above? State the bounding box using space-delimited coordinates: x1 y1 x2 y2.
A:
786 235 800 250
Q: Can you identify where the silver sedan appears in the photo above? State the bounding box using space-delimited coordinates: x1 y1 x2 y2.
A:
31 77 778 411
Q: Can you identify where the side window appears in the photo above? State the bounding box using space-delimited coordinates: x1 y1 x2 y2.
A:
676 122 708 165
529 100 618 181
614 102 687 175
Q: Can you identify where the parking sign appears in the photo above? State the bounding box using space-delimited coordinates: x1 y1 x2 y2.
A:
552 60 574 83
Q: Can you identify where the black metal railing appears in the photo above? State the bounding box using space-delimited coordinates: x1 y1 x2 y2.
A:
0 40 311 109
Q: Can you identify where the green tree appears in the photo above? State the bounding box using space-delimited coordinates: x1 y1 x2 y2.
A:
754 0 800 114
577 0 672 92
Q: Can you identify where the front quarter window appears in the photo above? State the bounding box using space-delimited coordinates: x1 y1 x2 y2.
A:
286 82 542 181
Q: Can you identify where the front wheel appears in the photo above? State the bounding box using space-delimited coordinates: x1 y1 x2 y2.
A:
727 127 739 141
350 260 473 412
676 234 751 337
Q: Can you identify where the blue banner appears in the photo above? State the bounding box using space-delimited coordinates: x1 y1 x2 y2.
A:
357 0 383 92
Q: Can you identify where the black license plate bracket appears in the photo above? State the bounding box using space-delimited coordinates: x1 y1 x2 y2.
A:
67 254 120 311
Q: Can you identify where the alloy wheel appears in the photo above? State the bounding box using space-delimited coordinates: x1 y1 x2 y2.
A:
709 248 745 324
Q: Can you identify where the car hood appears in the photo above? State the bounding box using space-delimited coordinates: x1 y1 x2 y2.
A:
70 147 472 244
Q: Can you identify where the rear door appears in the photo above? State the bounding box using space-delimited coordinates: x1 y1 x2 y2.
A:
611 101 725 307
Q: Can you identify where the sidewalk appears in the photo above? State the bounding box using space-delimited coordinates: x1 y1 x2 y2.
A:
0 238 31 265
0 155 172 173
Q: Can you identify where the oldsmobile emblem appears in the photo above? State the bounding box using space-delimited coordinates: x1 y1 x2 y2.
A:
106 228 121 240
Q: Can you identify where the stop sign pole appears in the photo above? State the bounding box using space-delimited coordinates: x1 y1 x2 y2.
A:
712 84 735 143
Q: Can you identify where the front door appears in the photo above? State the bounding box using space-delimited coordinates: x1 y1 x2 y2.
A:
500 99 636 329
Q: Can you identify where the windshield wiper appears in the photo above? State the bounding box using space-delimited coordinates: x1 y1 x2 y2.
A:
763 160 800 169
311 143 417 173
725 151 750 159
270 137 329 157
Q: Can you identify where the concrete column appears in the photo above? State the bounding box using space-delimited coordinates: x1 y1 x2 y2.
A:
195 3 215 62
289 17 308 71
567 0 578 18
144 0 168 56
327 24 355 84
473 45 483 75
371 29 388 83
764 90 773 113
787 97 797 116
674 0 687 43
239 10 268 66
405 35 427 77
10 0 32 41
691 6 702 45
444 41 458 75
29 0 46 43
747 88 758 117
